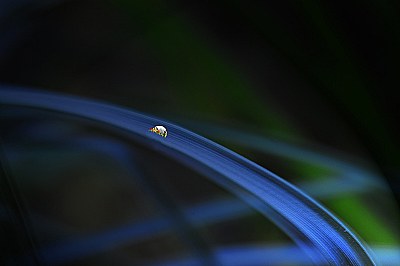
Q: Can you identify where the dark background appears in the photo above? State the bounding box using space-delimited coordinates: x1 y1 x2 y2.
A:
1 0 399 188
0 0 399 265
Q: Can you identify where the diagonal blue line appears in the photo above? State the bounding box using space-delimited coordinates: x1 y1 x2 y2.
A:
0 86 376 265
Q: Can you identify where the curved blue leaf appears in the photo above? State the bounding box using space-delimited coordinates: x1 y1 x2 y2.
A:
0 86 376 265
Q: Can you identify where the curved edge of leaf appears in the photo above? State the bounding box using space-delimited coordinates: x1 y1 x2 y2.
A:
0 86 376 265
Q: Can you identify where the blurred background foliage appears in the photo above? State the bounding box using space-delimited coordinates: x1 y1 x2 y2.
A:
0 0 399 265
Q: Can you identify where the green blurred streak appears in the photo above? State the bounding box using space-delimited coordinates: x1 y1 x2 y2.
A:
325 195 398 245
112 0 397 246
114 0 295 136
290 160 335 182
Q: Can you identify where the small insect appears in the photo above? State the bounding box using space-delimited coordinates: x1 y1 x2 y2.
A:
149 125 168 138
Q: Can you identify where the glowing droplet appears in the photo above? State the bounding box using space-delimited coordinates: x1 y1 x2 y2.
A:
149 125 167 137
